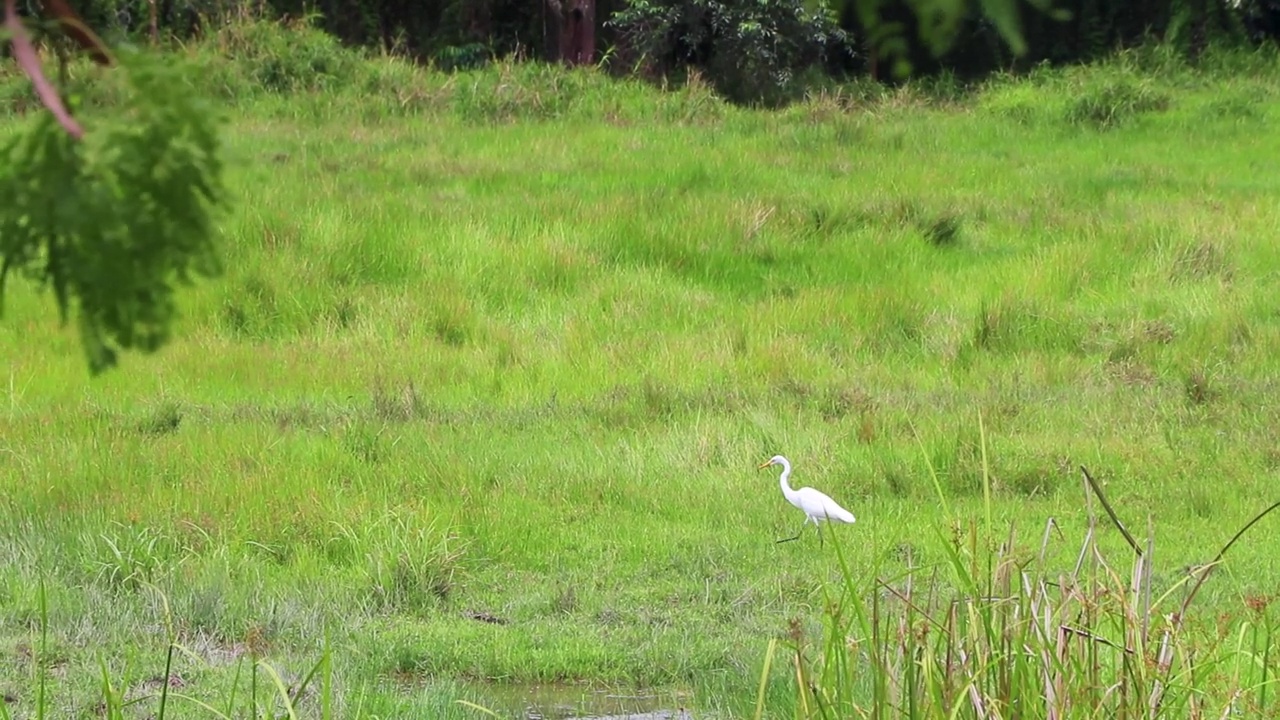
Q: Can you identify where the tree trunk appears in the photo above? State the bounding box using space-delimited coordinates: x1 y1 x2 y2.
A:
545 0 595 66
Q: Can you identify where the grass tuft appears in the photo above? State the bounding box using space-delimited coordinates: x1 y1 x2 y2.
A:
134 400 184 437
1064 76 1172 129
362 512 469 614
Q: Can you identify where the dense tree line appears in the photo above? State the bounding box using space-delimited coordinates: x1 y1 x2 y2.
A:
80 0 1280 80
47 0 1280 105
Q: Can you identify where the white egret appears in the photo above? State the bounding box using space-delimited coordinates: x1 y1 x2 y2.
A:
759 455 855 546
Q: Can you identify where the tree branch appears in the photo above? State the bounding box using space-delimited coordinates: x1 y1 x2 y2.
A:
41 0 113 65
4 0 83 138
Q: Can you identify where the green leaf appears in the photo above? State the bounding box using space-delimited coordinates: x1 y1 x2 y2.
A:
846 0 1065 77
0 43 227 375
978 0 1028 56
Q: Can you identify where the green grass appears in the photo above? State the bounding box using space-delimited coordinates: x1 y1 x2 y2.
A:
2 21 1280 718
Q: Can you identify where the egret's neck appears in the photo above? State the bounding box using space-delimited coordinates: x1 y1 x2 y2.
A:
776 459 795 498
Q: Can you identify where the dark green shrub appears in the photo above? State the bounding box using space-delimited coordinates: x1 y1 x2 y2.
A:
608 0 850 106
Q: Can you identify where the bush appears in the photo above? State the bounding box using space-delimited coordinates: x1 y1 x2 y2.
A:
189 15 364 98
608 0 851 106
1064 76 1171 129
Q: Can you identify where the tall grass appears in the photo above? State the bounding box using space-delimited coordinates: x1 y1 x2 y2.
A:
771 434 1280 719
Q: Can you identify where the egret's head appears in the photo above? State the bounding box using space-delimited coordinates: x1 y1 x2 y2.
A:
758 455 786 469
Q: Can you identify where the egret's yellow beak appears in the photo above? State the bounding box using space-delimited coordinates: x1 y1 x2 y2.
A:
758 460 773 469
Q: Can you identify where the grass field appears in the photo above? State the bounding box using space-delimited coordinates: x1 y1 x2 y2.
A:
2 22 1280 718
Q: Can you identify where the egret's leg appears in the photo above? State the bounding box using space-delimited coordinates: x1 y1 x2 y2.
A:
776 520 806 544
775 529 803 544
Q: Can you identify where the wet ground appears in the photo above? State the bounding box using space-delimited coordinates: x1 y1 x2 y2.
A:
462 681 697 720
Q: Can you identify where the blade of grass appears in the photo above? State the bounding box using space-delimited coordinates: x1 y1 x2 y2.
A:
36 577 47 720
286 648 328 710
911 420 952 521
321 624 332 720
141 581 178 720
978 409 992 539
158 641 176 720
223 654 244 718
753 637 778 720
1080 465 1142 557
1179 499 1280 618
455 699 500 717
256 660 300 720
167 694 231 719
97 655 119 719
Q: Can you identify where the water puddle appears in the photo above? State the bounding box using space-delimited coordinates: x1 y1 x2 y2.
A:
459 681 696 720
